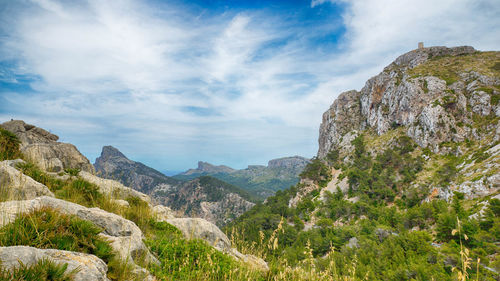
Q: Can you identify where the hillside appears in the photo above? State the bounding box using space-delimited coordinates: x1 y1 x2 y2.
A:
153 176 257 226
0 120 268 280
227 46 500 280
174 156 311 199
95 146 256 226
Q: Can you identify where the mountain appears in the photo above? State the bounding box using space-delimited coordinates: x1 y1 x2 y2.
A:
182 161 235 175
0 120 268 280
175 156 311 199
153 176 256 226
227 46 500 280
94 145 180 194
94 145 255 226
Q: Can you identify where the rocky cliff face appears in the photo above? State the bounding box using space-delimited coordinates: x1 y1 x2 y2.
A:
317 46 499 200
267 156 311 172
94 145 180 194
0 120 94 173
318 46 499 157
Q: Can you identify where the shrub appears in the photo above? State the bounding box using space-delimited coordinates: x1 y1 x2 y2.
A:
0 128 22 161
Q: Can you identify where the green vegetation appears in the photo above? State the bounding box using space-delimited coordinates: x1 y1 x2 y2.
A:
0 258 77 281
0 127 22 161
409 51 500 85
198 176 257 203
0 208 134 280
299 158 331 187
145 220 263 281
227 134 500 280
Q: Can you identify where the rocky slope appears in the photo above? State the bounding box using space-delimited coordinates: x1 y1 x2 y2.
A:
0 120 268 280
175 156 311 199
94 145 180 194
153 176 256 226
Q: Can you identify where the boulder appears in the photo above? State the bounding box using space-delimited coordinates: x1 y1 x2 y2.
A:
78 171 151 204
0 197 158 270
153 204 176 221
0 246 109 281
166 217 268 271
0 160 54 200
0 120 94 173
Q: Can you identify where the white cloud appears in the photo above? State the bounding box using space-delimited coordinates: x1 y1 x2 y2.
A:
0 0 499 170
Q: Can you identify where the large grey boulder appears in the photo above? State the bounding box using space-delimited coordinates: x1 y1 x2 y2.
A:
78 171 151 204
0 196 158 271
0 160 54 200
0 120 94 173
166 217 268 271
0 246 109 281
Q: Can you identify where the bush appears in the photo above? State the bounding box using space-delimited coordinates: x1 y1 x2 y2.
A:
0 128 22 160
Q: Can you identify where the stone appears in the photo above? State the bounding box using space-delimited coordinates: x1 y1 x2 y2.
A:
166 217 268 271
0 160 54 200
0 120 94 173
78 171 151 204
0 246 109 281
346 237 359 249
153 204 176 221
0 196 158 271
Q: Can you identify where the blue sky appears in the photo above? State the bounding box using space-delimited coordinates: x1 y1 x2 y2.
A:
0 0 499 172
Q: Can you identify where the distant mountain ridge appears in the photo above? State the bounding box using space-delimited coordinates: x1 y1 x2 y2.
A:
174 156 311 199
94 145 180 194
94 146 256 226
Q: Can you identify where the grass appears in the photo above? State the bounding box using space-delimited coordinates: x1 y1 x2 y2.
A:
408 51 500 85
0 208 134 280
0 258 78 281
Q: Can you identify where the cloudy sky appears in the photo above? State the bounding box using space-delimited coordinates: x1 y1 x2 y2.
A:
0 0 499 173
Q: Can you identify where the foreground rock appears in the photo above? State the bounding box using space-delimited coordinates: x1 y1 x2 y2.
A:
78 171 151 204
167 217 269 271
0 120 94 173
0 160 54 200
0 196 158 272
0 246 109 281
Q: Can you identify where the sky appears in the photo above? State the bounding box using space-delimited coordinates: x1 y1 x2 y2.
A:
0 0 499 172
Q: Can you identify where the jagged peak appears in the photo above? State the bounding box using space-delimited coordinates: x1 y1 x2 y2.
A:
99 145 128 160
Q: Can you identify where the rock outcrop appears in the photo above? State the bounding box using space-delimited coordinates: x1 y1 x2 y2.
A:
0 160 54 200
0 120 94 173
167 217 269 271
0 246 109 281
78 171 151 204
94 145 180 194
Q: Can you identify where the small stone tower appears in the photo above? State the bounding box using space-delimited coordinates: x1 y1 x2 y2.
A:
418 42 424 49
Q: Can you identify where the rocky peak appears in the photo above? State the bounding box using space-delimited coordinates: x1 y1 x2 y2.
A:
0 120 59 145
99 145 128 160
318 46 499 157
267 156 310 171
0 120 94 173
182 161 235 175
